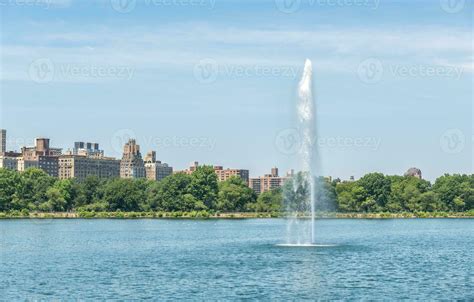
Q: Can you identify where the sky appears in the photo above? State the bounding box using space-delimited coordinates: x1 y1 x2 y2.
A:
0 0 472 181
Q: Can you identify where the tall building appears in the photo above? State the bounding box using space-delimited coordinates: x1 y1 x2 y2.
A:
120 139 145 179
20 138 62 177
249 167 290 194
0 130 20 170
0 129 6 154
58 155 120 180
72 142 104 157
214 166 249 184
143 151 173 181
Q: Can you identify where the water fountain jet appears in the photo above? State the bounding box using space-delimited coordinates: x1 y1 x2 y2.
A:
283 59 322 246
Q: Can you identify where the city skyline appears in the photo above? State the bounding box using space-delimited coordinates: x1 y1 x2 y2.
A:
1 1 472 181
0 127 297 195
0 127 433 181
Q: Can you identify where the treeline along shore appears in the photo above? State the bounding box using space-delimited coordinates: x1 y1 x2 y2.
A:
0 167 473 219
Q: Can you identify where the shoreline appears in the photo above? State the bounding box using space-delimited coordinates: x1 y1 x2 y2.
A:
1 211 473 219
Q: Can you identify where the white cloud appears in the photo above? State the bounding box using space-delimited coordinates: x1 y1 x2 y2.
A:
2 24 472 82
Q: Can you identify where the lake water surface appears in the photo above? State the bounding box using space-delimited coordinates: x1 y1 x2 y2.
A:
1 219 472 300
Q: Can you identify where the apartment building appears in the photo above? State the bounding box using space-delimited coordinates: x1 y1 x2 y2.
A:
120 139 145 179
58 154 120 180
0 152 19 170
144 151 173 181
214 166 249 184
0 129 6 153
249 167 292 194
20 138 62 177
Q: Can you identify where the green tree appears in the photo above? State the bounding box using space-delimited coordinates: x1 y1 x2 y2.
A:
418 191 443 212
102 178 147 211
147 173 195 211
14 168 55 211
217 176 256 212
433 174 473 211
314 177 337 211
387 176 431 212
358 173 391 210
73 176 105 208
249 188 283 212
283 172 310 212
0 168 21 211
335 181 367 212
188 166 218 209
40 179 74 211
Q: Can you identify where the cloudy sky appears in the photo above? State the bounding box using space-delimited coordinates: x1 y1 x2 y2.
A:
0 0 472 180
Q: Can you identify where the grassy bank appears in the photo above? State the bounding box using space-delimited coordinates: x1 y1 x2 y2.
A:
1 210 473 219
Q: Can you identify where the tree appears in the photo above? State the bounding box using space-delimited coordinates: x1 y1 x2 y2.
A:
432 174 473 211
249 188 283 212
335 181 366 212
188 166 218 209
40 179 74 211
0 168 21 211
102 178 147 211
147 173 194 211
14 168 56 211
387 176 431 212
217 176 256 212
314 177 337 211
283 172 310 212
358 173 391 210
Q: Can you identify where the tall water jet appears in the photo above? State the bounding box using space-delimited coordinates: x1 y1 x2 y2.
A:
283 59 320 245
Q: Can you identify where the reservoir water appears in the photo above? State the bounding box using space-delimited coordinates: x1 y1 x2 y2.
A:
1 219 472 300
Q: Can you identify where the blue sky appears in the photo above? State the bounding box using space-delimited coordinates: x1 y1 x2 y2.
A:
0 0 472 181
